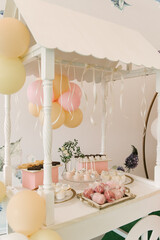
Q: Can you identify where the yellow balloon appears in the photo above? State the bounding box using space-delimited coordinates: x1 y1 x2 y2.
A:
39 102 65 129
0 181 6 202
6 190 46 236
0 18 30 58
53 74 69 101
30 229 62 240
0 56 26 94
28 103 42 117
64 108 83 128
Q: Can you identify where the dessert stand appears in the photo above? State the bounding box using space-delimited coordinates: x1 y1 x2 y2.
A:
2 0 160 239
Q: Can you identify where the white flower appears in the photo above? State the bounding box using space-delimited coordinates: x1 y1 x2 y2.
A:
63 150 69 156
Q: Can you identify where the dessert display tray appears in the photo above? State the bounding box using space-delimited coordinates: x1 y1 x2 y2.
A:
55 188 76 204
77 188 136 210
62 174 100 183
63 174 133 184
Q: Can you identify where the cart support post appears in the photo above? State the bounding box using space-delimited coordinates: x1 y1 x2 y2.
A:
3 95 12 186
41 47 54 189
41 47 55 225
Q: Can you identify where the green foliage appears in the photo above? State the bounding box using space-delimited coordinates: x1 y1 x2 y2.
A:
0 138 22 171
58 139 84 164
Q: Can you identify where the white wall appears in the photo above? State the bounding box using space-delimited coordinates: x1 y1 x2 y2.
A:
0 73 157 179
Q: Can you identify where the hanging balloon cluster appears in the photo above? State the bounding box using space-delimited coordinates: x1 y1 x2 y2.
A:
0 18 30 94
27 74 83 129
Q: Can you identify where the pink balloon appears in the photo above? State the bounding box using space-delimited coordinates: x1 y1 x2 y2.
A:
69 83 82 99
58 90 81 111
27 79 43 106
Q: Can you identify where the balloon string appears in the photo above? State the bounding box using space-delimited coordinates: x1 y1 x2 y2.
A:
39 124 43 139
105 71 114 130
34 118 39 131
60 62 63 98
90 68 97 125
109 81 114 127
119 73 128 119
34 80 43 106
104 76 109 122
81 66 88 110
67 65 74 112
73 66 76 80
68 66 77 120
67 64 71 88
34 103 42 139
70 83 75 120
66 65 74 120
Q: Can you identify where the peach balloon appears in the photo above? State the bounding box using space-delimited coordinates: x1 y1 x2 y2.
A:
27 80 43 106
28 103 42 117
0 56 26 94
30 229 62 240
39 102 65 129
0 18 30 58
64 108 83 128
53 74 69 101
6 190 46 236
0 181 6 202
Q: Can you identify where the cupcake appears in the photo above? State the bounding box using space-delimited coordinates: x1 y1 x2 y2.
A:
56 190 65 200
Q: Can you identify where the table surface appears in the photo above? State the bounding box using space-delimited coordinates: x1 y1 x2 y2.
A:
1 173 160 240
53 175 160 239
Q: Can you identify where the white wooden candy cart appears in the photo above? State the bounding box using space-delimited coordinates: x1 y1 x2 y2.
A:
2 0 160 239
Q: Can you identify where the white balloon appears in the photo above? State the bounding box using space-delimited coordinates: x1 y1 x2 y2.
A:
0 233 28 240
151 118 157 140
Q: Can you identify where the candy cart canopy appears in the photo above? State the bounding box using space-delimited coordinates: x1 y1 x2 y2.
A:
5 0 160 81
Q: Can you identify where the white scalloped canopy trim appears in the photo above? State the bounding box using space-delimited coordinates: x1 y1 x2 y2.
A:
14 0 160 69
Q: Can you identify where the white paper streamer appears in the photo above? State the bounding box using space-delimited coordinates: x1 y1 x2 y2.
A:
105 70 115 130
66 65 74 120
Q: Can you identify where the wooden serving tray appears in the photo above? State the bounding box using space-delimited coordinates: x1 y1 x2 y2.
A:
77 188 136 210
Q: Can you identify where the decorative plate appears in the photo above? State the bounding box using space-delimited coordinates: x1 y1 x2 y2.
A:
55 188 76 204
77 188 136 210
125 175 134 185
